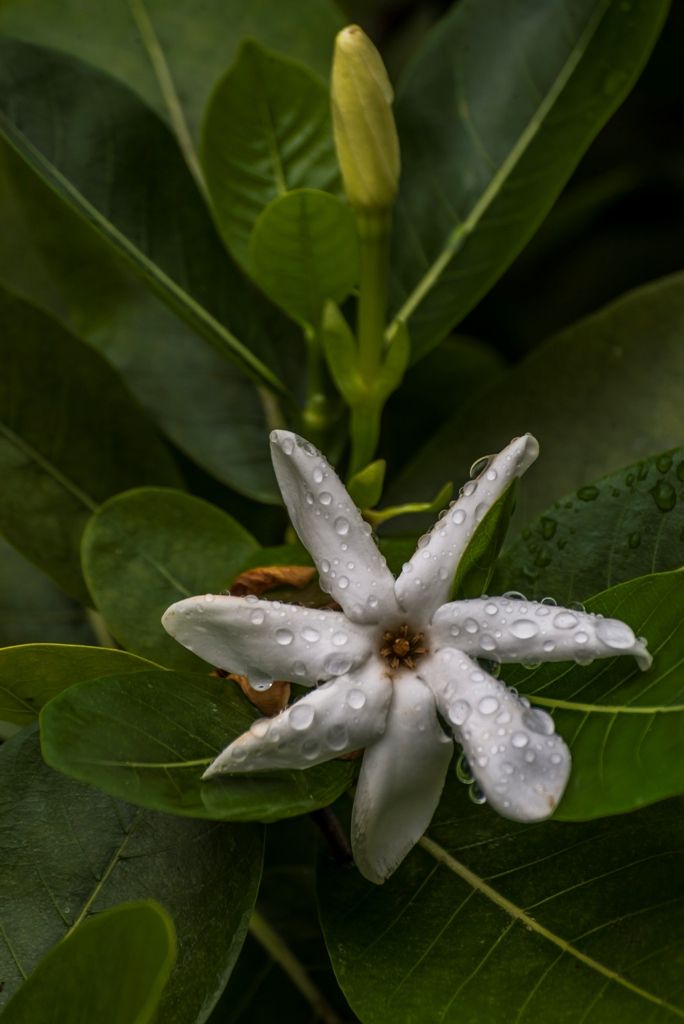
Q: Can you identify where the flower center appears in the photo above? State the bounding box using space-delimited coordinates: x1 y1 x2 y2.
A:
380 624 428 671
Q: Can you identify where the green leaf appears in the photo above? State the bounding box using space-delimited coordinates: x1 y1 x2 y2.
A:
250 190 358 325
0 288 181 603
0 38 289 400
391 0 670 358
203 43 340 267
81 488 259 670
0 539 95 647
0 727 262 1022
40 669 355 821
321 301 363 404
0 0 342 145
386 273 684 532
502 570 684 820
451 482 518 599
0 644 153 727
319 787 684 1024
1 900 176 1024
494 447 684 603
348 460 386 510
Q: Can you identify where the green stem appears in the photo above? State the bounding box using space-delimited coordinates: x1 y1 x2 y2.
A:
349 397 382 478
249 910 344 1024
356 210 391 380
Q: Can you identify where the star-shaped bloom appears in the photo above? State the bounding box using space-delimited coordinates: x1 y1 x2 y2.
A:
162 431 651 884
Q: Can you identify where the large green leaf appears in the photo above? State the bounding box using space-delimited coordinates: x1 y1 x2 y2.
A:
250 190 358 325
82 488 259 671
0 0 342 145
0 727 262 1022
502 570 684 820
319 787 684 1024
0 644 153 727
1 900 175 1024
203 43 340 268
0 288 181 603
391 0 670 358
0 539 94 647
0 38 290 401
494 447 684 603
386 273 684 532
40 669 355 821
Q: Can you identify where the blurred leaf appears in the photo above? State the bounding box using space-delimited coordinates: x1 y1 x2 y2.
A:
0 288 181 603
452 482 518 599
203 43 340 267
0 539 95 647
502 570 684 820
41 669 355 821
0 0 342 143
0 39 290 400
250 190 358 325
1 900 176 1024
82 488 259 670
386 273 684 533
319 782 684 1024
391 0 670 358
0 644 153 727
0 727 262 1022
495 446 684 602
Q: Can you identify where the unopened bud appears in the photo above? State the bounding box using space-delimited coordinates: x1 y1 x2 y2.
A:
331 25 400 213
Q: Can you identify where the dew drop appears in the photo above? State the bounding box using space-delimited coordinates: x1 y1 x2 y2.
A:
332 631 348 647
465 618 479 634
347 688 366 709
448 700 471 725
468 782 487 805
290 704 315 730
575 631 589 645
334 517 350 536
327 723 349 751
480 635 496 652
543 639 556 653
292 661 307 677
280 436 295 455
451 509 466 525
510 619 539 639
462 481 477 498
313 467 324 484
275 628 294 646
511 731 529 748
250 610 265 625
485 602 498 616
479 696 499 716
554 611 578 630
550 753 563 765
301 627 320 643
338 576 349 590
302 739 320 759
319 491 333 506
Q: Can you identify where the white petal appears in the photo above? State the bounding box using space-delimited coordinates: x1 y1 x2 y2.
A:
202 658 392 776
431 597 652 670
351 675 453 884
395 435 539 621
270 431 399 624
162 595 374 686
421 648 570 821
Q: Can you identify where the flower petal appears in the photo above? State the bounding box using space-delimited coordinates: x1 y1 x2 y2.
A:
395 434 539 621
421 648 570 821
270 431 399 623
162 595 374 686
351 674 453 884
431 597 651 669
202 658 392 776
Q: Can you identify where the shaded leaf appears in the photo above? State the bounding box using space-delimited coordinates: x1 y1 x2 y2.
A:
494 446 684 603
0 727 262 1022
81 488 259 671
203 43 340 267
250 190 358 325
40 669 355 821
319 783 684 1024
451 482 518 600
0 288 181 603
1 900 176 1024
391 0 669 358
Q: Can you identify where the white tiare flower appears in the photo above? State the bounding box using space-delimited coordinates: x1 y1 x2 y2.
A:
162 431 651 884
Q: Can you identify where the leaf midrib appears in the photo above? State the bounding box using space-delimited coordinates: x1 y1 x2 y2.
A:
0 421 97 512
393 0 612 327
419 833 684 1019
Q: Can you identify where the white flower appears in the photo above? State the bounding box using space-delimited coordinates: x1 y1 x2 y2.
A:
162 431 651 884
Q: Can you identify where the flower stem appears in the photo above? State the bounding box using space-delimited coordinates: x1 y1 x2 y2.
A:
301 323 336 448
349 397 382 477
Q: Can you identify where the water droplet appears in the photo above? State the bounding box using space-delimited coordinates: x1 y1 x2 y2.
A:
511 731 529 748
540 516 557 540
462 481 477 497
575 631 589 645
474 503 488 522
577 485 599 502
327 723 349 751
275 628 293 646
250 609 265 625
596 618 635 650
205 593 215 603
465 618 479 634
554 611 578 630
301 627 320 643
319 491 332 506
334 517 350 536
338 576 349 590
438 567 450 581
486 468 498 482
290 704 315 730
485 603 498 616
448 700 471 725
468 782 487 805
292 661 307 677
347 688 366 709
650 480 676 513
332 631 348 647
543 639 556 653
504 591 526 601
305 491 314 506
628 531 641 550
302 738 320 759
451 509 466 525
510 619 539 639
479 696 499 715
550 753 563 765
524 750 536 764
480 635 496 652
313 466 324 484
522 708 555 735
456 753 473 784
367 595 378 609
470 456 490 477
280 436 295 455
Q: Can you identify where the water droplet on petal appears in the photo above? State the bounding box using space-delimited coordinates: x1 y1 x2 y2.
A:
543 639 556 652
480 635 496 652
522 708 555 735
465 618 479 634
313 467 324 484
485 603 498 616
250 610 265 625
469 782 487 805
338 576 349 590
250 719 270 738
290 704 315 730
302 627 320 643
332 631 348 647
302 738 320 759
334 517 350 536
451 509 466 525
448 700 471 725
275 628 293 646
511 731 529 748
478 696 499 715
327 723 349 751
510 619 539 639
554 611 578 629
347 688 366 709
319 491 332 506
575 631 589 645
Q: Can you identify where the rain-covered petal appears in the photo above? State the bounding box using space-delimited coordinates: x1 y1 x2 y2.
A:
162 594 374 687
270 431 399 624
421 648 570 821
351 674 453 884
431 596 651 669
202 658 392 776
395 434 539 622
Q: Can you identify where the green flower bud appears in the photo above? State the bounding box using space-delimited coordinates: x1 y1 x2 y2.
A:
331 25 400 213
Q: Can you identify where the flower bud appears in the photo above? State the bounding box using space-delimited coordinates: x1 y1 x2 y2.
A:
331 25 400 213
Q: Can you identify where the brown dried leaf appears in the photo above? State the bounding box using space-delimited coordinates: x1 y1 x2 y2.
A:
230 565 315 598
